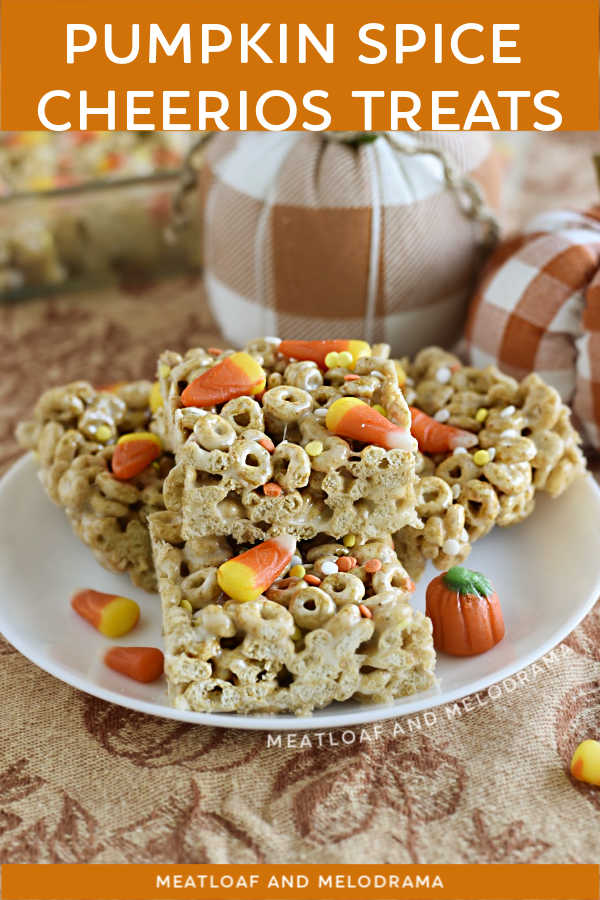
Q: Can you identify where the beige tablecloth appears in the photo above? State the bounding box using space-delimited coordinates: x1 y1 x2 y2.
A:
0 274 599 866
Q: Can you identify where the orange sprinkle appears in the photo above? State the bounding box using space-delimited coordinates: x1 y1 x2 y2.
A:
359 604 373 619
258 437 275 454
304 574 322 586
364 558 382 574
208 347 223 355
405 578 416 592
263 482 282 497
344 374 360 382
337 556 357 572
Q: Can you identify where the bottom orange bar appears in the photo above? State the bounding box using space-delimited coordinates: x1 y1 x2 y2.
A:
1 864 598 900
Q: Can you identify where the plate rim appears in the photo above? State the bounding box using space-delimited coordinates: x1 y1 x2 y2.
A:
1 453 599 732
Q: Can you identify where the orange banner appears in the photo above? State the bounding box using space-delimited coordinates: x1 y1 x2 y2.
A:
1 0 598 131
2 864 599 900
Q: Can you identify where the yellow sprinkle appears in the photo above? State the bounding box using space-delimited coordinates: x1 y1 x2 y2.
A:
475 407 489 423
325 351 340 369
305 440 324 457
395 362 407 386
336 351 354 368
158 363 171 379
180 599 193 613
343 534 356 548
95 425 112 443
473 449 490 466
289 565 306 579
291 626 303 642
149 381 163 413
373 404 387 417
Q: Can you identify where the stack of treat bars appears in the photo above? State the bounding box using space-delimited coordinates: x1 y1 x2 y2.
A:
18 338 585 716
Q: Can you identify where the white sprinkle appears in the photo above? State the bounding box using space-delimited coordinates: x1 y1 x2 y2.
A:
500 428 518 439
452 483 461 499
487 447 496 461
436 366 452 384
443 538 460 556
321 560 338 576
453 447 468 455
501 405 516 417
265 336 282 345
290 555 302 569
433 408 450 423
405 377 415 386
314 408 328 418
460 529 469 543
370 370 384 379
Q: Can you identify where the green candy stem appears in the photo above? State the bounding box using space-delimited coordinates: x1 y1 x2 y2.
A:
443 565 493 598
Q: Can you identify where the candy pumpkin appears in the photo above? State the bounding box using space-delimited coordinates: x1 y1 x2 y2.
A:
426 566 505 657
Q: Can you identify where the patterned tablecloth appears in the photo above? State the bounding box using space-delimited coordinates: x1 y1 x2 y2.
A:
1 134 600 865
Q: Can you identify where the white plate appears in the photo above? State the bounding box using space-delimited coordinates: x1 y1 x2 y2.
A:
1 454 599 731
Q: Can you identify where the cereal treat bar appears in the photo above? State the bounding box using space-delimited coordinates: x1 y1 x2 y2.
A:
155 339 420 543
16 380 172 592
394 347 586 579
149 514 436 716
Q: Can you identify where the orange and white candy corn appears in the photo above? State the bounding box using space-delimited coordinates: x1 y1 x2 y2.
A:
217 534 296 603
111 432 161 480
104 646 164 683
71 589 140 638
571 740 600 786
278 340 371 370
181 352 266 408
325 397 416 451
409 407 478 455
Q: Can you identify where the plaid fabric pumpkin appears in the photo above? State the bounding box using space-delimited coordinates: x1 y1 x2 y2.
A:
465 206 600 448
199 132 500 356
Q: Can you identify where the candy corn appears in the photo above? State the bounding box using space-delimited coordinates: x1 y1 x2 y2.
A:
111 432 161 480
104 646 164 683
217 534 296 603
409 407 478 454
181 352 266 408
571 740 600 786
71 589 140 638
325 397 416 451
278 340 371 370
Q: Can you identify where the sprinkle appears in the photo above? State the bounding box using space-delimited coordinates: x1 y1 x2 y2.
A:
343 534 356 548
395 363 407 386
405 578 416 592
501 405 516 417
304 574 322 586
488 447 496 461
321 560 338 576
152 461 161 470
291 626 303 641
314 408 328 418
180 599 193 613
158 363 171 378
454 447 468 455
208 347 222 355
475 407 488 423
337 556 357 572
264 336 282 345
290 554 303 569
344 374 360 382
443 538 460 556
358 604 373 619
289 564 306 579
436 366 452 384
433 408 450 423
372 404 387 417
263 482 283 497
305 440 324 457
370 370 384 379
364 558 382 573
95 425 112 443
473 449 490 466
452 483 461 499
405 376 415 386
460 529 469 542
258 436 275 453
500 428 519 439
